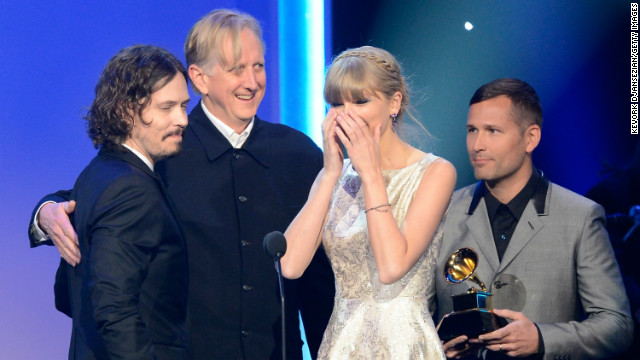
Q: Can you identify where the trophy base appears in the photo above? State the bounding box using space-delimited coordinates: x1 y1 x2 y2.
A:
437 309 507 341
453 291 492 311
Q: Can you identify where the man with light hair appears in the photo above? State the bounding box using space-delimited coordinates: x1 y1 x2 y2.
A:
29 9 334 360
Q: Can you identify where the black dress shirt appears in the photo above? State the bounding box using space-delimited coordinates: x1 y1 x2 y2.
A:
483 169 545 359
484 169 541 262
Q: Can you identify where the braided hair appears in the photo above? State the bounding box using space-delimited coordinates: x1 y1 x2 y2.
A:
324 46 410 122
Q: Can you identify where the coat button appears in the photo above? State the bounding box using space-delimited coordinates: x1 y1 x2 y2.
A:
243 284 253 291
239 196 247 202
241 240 250 247
241 330 250 337
233 152 241 159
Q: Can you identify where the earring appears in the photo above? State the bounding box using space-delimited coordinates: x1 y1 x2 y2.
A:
391 113 398 127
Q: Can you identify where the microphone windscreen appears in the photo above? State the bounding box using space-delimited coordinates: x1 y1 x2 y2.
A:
263 231 287 259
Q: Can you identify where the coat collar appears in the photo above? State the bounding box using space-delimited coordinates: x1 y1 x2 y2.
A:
99 147 186 240
98 147 158 180
188 101 271 168
464 169 550 272
467 169 550 216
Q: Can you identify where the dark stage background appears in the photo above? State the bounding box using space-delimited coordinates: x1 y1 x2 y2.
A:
332 0 636 192
0 1 634 358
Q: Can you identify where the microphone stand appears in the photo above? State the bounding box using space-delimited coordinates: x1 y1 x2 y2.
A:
264 231 288 360
274 255 286 360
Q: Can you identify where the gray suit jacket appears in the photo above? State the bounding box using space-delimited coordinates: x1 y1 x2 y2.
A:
427 176 634 359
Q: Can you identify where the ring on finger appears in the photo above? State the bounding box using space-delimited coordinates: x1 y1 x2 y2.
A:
499 344 503 351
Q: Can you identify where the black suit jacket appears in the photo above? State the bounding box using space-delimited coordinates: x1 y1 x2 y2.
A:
66 148 189 360
29 104 335 360
155 103 334 360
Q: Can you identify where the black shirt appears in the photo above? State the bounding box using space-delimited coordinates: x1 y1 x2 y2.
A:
482 169 545 359
484 169 541 261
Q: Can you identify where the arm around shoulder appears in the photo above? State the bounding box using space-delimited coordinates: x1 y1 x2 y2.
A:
28 190 81 265
28 190 72 247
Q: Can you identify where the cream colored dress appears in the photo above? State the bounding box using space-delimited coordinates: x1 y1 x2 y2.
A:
317 155 446 360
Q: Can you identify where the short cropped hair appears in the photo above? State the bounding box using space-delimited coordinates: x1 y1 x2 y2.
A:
85 45 187 150
470 78 543 131
184 9 263 93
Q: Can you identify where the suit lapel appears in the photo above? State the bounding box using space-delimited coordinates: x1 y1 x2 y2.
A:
188 103 234 163
100 148 186 238
465 196 501 273
155 178 186 239
497 173 550 272
241 118 271 168
100 148 154 178
187 102 272 168
497 202 545 272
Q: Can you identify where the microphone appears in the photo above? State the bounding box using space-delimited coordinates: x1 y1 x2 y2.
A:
263 231 287 360
264 231 287 260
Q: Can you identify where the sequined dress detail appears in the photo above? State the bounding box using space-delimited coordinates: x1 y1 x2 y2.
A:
317 154 445 360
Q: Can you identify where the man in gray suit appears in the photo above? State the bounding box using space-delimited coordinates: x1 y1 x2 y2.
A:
428 78 634 359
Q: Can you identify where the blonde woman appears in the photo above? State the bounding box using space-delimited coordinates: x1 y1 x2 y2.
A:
282 46 455 359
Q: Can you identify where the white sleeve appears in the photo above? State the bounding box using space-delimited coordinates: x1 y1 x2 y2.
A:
31 201 56 242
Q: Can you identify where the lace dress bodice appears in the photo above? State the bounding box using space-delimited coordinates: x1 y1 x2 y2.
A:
317 154 446 360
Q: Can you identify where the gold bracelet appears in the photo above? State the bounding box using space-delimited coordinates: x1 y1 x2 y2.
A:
364 202 391 214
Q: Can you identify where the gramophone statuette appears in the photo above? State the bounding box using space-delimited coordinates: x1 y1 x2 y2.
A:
437 248 506 341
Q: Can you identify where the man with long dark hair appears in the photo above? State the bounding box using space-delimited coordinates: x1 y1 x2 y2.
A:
56 45 190 359
28 10 333 360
